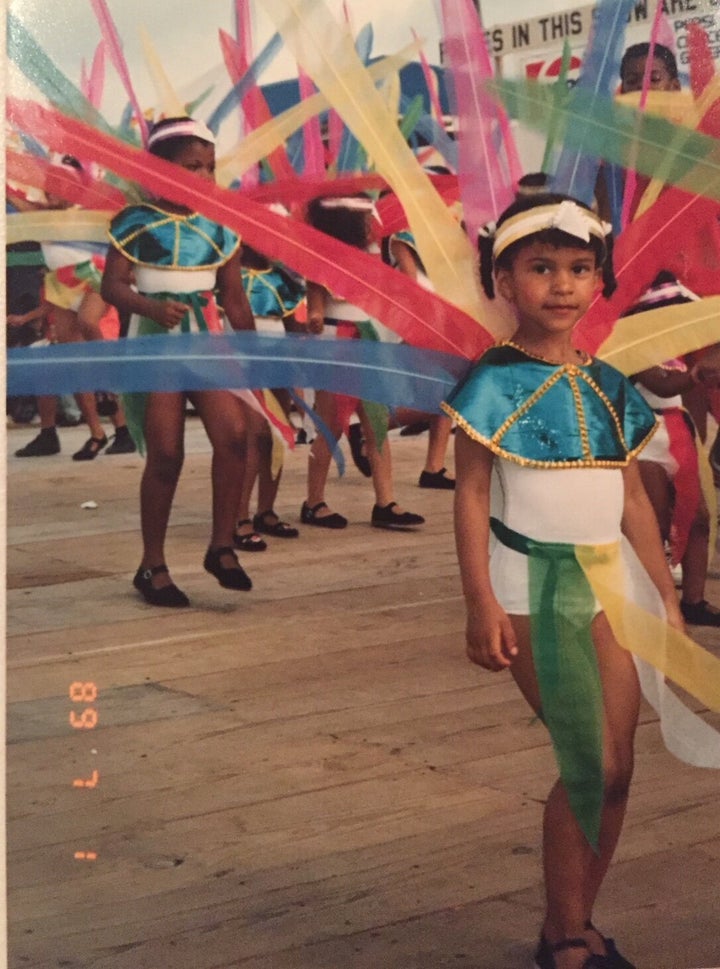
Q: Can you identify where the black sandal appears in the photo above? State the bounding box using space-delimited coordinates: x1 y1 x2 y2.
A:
233 520 267 552
72 434 108 461
585 922 636 969
300 501 348 529
204 546 252 590
133 564 189 608
535 936 607 969
253 510 299 538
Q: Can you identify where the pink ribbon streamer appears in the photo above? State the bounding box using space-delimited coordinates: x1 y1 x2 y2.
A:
439 0 518 239
89 0 149 146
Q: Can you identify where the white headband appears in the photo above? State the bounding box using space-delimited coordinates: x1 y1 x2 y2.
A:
148 118 215 148
319 196 381 222
633 278 700 308
492 200 611 260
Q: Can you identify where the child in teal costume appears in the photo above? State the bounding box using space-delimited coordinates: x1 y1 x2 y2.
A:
102 117 256 607
443 192 720 969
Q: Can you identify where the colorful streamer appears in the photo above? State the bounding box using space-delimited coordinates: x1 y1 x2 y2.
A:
8 98 490 359
6 332 467 410
262 0 485 322
439 0 518 237
89 0 149 145
551 0 635 204
7 11 114 134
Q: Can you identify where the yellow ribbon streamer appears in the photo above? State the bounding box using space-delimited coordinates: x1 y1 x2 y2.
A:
216 41 422 185
577 543 720 713
6 209 113 244
596 297 720 375
262 0 486 323
139 27 186 118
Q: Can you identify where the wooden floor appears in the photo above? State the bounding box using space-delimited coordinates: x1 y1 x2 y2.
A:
6 417 720 969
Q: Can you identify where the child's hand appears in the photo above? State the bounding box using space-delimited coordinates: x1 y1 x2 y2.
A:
152 298 189 330
7 314 27 327
663 595 686 635
465 602 518 671
692 361 720 387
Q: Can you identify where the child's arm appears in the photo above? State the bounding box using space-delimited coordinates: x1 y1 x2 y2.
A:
454 429 518 670
390 238 420 280
100 247 190 330
7 304 47 328
306 281 327 335
633 365 698 397
216 249 255 331
621 458 684 631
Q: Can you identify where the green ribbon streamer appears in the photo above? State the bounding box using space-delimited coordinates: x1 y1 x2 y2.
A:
354 319 390 450
6 250 46 267
7 12 114 134
491 517 604 849
122 292 214 452
490 77 720 203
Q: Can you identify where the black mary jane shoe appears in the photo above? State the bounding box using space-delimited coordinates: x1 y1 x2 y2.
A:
233 520 267 552
204 546 252 590
371 502 425 530
300 501 348 529
133 564 189 608
253 510 299 539
418 467 455 490
72 434 108 461
535 936 608 969
585 922 636 969
679 598 720 626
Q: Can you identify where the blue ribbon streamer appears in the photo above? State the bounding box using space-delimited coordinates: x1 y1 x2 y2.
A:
206 32 284 135
551 0 636 203
7 332 468 410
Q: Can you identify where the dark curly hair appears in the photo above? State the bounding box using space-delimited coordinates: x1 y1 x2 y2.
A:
307 196 372 250
478 192 616 300
148 117 214 161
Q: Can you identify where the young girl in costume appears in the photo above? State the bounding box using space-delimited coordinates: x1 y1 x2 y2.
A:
233 240 305 551
13 154 135 460
101 117 255 607
302 194 425 531
627 272 720 627
442 193 720 969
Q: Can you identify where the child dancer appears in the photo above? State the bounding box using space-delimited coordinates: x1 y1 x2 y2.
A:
302 194 425 531
443 193 720 969
234 240 305 551
101 117 255 606
627 272 720 626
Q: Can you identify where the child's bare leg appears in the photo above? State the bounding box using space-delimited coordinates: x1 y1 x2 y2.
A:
680 497 712 605
508 613 639 967
581 613 640 956
140 391 186 585
358 405 411 512
74 391 106 440
37 395 58 429
256 439 281 515
359 408 395 507
638 461 672 539
306 390 342 515
424 414 453 473
191 390 248 558
235 406 264 536
76 291 106 341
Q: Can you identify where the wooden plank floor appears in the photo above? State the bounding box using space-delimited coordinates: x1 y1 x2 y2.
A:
6 417 720 969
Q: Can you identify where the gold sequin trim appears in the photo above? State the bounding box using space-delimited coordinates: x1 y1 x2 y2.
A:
440 401 658 469
108 204 240 270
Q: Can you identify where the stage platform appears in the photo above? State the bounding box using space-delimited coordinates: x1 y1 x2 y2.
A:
6 417 720 969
